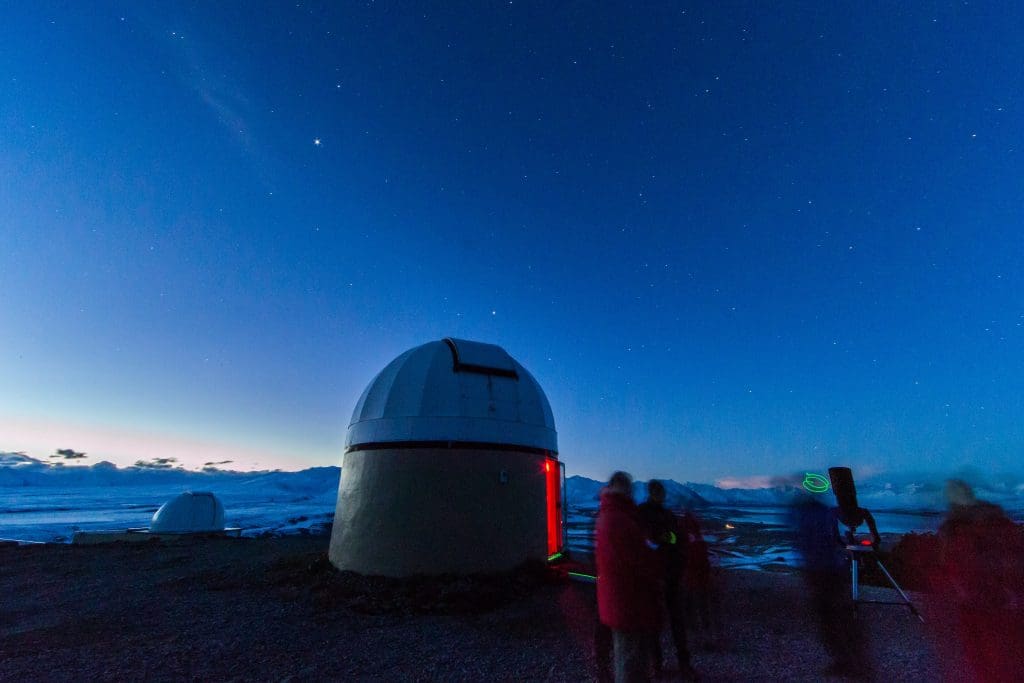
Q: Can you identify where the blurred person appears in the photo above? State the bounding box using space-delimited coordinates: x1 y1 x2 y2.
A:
596 471 661 683
594 618 613 683
790 489 871 679
638 480 698 680
935 479 1024 681
680 508 717 650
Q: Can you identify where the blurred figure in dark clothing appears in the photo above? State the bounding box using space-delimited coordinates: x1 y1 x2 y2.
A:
638 480 697 680
680 509 716 649
790 492 871 679
934 479 1024 681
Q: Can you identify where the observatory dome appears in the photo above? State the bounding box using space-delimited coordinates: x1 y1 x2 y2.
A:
150 491 226 534
346 338 557 452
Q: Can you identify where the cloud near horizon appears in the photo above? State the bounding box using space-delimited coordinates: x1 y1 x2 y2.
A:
133 457 179 469
0 416 294 471
715 475 779 490
50 448 88 460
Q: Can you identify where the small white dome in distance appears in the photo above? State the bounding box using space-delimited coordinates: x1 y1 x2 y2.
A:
150 491 226 534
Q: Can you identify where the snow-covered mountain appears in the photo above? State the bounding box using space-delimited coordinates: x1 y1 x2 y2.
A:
565 476 710 509
566 473 1024 513
4 452 1022 544
7 452 1022 512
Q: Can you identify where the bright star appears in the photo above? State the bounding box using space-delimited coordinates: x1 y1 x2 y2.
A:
313 138 321 146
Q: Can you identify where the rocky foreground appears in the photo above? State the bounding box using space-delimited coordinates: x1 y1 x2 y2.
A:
1 537 953 681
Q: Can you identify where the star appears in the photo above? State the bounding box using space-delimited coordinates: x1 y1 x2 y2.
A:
313 138 321 146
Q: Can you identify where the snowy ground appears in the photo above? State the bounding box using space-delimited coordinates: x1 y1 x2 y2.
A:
0 487 945 575
565 505 947 572
0 485 336 542
0 458 341 542
3 457 1020 572
0 488 334 542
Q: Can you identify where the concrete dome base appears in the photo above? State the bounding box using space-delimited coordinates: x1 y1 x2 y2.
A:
329 447 550 577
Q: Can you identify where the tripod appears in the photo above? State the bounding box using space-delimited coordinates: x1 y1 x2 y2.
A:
845 545 924 623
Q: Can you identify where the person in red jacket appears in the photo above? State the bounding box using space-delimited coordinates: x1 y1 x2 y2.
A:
933 479 1024 681
596 471 661 682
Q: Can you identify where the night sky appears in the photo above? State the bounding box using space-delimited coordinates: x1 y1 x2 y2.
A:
2 2 1021 483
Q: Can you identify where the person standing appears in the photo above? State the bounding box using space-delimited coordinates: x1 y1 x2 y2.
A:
638 480 698 679
680 508 716 650
935 479 1024 681
596 471 660 683
790 491 871 679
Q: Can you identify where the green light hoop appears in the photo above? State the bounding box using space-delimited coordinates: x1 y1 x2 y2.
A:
803 472 830 493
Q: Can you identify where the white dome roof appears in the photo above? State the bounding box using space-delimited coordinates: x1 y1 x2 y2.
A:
150 491 226 534
346 338 557 452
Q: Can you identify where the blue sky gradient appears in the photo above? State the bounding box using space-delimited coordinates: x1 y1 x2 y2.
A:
1 2 1021 481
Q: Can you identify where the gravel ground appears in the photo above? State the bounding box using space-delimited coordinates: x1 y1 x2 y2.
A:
0 537 952 681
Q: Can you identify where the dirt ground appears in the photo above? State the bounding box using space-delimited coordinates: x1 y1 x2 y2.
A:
1 537 950 681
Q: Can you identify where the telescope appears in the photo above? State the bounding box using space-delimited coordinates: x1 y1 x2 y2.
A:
827 466 922 622
828 467 881 548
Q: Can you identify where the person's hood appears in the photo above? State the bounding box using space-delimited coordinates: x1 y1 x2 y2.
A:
639 498 666 510
945 478 977 507
600 489 636 511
